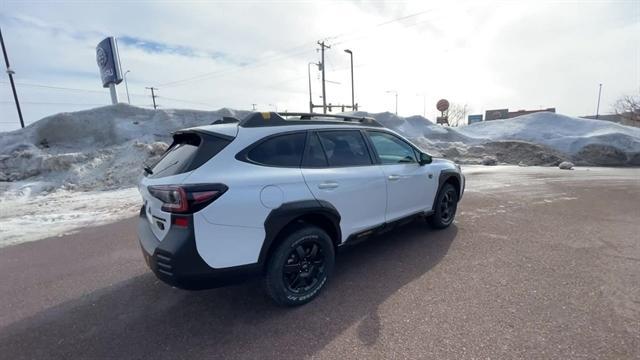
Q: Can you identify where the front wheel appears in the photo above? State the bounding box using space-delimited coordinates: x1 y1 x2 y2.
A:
428 183 459 229
264 225 335 306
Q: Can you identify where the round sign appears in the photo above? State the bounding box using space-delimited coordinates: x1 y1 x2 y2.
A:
436 99 450 112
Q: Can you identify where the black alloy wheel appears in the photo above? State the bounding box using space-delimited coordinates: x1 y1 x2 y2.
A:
282 241 326 294
265 225 335 306
439 187 457 223
428 183 458 229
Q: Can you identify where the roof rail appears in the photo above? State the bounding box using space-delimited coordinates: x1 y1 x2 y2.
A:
239 112 383 128
211 116 240 125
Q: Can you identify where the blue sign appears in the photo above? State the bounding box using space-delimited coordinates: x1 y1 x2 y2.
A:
468 114 483 124
96 37 123 88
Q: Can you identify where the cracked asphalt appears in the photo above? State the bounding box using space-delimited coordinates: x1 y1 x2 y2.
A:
0 166 638 359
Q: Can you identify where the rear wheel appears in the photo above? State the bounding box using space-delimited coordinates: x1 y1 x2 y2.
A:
428 183 458 229
264 225 335 306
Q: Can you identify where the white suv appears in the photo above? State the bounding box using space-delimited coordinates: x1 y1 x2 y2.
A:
138 112 464 306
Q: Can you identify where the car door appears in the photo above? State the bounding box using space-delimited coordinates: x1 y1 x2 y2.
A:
301 130 387 243
366 130 437 222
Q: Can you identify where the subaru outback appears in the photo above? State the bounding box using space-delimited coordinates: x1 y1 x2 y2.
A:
137 112 464 306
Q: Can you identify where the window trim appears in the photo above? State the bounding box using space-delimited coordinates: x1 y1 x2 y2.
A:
364 130 422 166
235 130 308 168
313 129 375 168
301 131 329 168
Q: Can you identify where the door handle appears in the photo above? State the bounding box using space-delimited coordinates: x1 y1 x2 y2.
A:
318 182 339 190
388 175 401 181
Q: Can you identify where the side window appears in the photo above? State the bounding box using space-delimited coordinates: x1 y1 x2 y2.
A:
247 132 306 167
367 131 417 164
317 131 372 167
302 132 328 168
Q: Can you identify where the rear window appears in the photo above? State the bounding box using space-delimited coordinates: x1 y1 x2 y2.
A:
317 130 372 167
150 132 231 178
247 132 306 167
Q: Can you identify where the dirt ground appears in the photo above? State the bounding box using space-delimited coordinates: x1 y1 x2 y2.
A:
0 166 638 359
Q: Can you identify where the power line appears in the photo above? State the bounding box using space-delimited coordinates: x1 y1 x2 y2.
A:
153 8 435 89
0 81 151 97
0 80 229 112
0 100 108 106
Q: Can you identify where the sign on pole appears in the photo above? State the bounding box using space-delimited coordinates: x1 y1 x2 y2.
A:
436 99 450 125
96 37 123 104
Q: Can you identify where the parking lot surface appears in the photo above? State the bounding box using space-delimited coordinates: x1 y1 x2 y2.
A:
1 166 638 359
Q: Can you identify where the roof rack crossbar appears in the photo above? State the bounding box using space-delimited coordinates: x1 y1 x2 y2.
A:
239 112 383 128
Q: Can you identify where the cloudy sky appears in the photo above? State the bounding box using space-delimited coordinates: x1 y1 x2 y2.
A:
1 0 638 131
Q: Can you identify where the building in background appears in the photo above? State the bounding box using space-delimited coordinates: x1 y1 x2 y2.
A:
485 108 556 121
467 114 483 124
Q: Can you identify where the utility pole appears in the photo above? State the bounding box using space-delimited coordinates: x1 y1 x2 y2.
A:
251 103 257 111
146 87 158 109
0 27 24 128
595 83 602 119
317 40 331 113
344 49 355 111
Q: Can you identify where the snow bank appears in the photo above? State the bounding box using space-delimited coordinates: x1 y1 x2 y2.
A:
0 187 140 247
1 106 638 201
364 111 640 166
456 112 640 156
1 105 639 247
0 104 248 195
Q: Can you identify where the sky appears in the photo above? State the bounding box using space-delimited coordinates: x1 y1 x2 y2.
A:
0 0 638 132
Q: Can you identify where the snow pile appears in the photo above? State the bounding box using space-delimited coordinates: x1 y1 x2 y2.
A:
456 112 640 163
1 105 639 247
1 106 639 201
364 111 640 166
0 104 248 196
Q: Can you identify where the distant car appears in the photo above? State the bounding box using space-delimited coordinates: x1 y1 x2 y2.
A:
137 112 464 306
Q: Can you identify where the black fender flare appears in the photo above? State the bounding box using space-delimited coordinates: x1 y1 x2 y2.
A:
433 170 463 211
258 199 341 267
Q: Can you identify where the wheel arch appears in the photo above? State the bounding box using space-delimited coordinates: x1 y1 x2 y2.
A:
433 170 462 211
258 200 341 271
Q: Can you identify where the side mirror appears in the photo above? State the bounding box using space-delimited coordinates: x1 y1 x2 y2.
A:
419 152 432 165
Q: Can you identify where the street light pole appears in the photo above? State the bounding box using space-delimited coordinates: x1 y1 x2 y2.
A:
417 93 426 117
595 83 602 119
344 49 354 111
308 62 317 113
123 70 131 105
0 26 24 128
386 90 398 115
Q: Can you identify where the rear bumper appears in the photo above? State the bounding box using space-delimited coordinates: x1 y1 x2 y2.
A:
137 207 261 290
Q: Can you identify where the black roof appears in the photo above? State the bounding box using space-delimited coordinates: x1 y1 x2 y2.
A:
238 112 383 128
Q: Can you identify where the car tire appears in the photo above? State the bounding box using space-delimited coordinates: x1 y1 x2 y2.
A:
264 224 335 306
428 183 459 229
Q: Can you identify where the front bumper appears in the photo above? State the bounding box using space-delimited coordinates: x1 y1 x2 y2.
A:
137 207 261 290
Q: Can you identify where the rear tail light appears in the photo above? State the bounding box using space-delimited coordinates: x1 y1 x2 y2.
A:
148 184 228 214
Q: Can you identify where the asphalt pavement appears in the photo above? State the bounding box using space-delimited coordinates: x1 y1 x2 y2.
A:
0 166 638 359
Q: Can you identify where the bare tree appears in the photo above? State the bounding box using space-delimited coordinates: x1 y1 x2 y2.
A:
447 103 469 127
613 94 640 126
